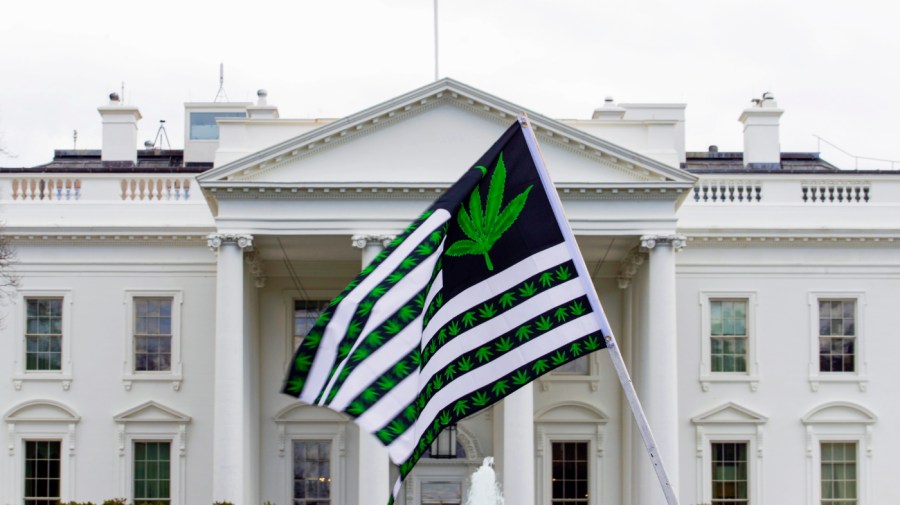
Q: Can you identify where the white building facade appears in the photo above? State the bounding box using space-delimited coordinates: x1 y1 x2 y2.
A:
1 79 898 505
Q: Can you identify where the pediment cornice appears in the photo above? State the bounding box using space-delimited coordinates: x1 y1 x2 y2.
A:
198 78 696 187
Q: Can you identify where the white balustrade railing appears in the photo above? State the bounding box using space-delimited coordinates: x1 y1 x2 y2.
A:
801 181 870 203
693 180 762 203
10 177 81 201
120 178 192 201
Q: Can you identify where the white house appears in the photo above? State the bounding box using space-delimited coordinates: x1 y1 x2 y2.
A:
1 78 898 505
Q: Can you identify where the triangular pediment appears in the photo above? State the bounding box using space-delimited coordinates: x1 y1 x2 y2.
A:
198 78 696 190
692 402 768 425
114 401 191 423
802 402 876 425
4 400 80 423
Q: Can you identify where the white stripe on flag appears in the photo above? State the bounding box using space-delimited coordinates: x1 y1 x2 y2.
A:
421 243 445 310
355 369 419 434
388 313 602 464
418 278 587 385
327 313 423 411
301 210 450 403
317 249 441 405
422 242 571 345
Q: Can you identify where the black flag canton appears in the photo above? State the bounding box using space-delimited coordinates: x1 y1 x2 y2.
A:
434 123 564 300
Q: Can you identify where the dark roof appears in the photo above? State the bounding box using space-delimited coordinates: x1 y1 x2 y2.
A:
683 151 845 174
0 150 212 174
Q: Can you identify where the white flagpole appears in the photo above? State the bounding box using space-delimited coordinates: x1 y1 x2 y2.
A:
433 0 439 81
518 116 680 505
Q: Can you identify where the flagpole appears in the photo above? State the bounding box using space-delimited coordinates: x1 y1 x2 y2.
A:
433 0 439 81
517 117 680 505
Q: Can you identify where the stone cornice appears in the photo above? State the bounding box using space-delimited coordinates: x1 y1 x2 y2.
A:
640 234 687 252
686 234 899 246
204 183 689 201
8 234 211 246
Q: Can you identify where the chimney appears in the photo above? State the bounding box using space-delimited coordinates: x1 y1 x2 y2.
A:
97 92 141 164
591 96 626 120
739 92 783 168
246 89 279 119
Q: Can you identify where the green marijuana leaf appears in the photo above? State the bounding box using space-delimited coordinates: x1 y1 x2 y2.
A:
516 324 534 342
519 282 537 297
445 153 533 270
512 370 530 385
495 337 513 353
479 303 497 319
462 311 477 328
536 315 554 332
551 350 568 366
472 391 490 406
540 272 554 288
476 346 494 363
556 265 572 281
458 356 474 372
533 359 550 374
492 379 510 396
453 399 470 416
499 291 517 309
585 336 601 351
554 306 569 322
570 301 586 316
448 321 461 336
570 341 583 356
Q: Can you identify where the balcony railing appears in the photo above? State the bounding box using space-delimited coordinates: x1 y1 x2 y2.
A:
3 176 194 202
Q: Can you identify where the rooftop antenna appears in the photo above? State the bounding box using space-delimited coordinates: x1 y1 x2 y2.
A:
73 130 78 150
214 63 229 102
121 82 125 104
145 120 172 150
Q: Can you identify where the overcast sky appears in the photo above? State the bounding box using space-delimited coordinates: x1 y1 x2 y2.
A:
2 0 899 169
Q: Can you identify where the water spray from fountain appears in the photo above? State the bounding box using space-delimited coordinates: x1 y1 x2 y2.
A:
465 457 504 505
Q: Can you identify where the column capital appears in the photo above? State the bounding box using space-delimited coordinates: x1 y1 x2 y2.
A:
640 234 686 252
351 234 395 249
617 247 647 290
207 233 254 251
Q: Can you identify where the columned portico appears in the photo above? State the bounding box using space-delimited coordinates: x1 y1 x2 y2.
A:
635 234 685 505
208 233 254 505
351 234 394 505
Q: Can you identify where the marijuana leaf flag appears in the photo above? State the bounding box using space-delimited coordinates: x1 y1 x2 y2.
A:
283 119 613 503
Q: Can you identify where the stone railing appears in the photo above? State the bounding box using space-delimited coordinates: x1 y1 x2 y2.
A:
120 177 192 201
801 181 870 203
693 180 762 203
10 177 81 201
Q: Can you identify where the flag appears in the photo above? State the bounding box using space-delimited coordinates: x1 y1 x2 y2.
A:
283 118 613 503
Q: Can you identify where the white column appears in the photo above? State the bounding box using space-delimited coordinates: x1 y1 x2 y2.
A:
501 384 535 505
636 234 684 505
351 234 394 505
208 233 254 505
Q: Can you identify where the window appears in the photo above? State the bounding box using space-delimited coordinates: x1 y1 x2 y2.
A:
711 442 748 505
13 291 73 390
24 441 61 505
134 298 174 372
710 300 747 373
818 300 856 373
189 112 246 140
134 442 171 505
123 291 183 390
692 403 766 505
551 442 589 505
293 440 331 505
294 300 329 352
803 402 873 505
699 292 758 391
808 293 867 391
553 356 589 375
421 482 462 505
25 298 63 371
821 442 857 505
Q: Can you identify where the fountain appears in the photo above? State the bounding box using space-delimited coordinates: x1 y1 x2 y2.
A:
465 457 504 505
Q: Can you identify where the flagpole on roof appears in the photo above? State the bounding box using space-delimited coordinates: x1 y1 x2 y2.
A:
433 0 439 81
517 116 681 505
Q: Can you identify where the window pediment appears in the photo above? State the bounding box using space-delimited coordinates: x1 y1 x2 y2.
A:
802 401 876 425
113 401 191 424
4 400 80 423
692 402 767 425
